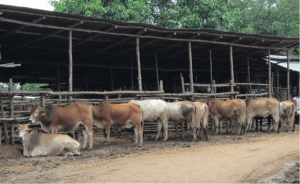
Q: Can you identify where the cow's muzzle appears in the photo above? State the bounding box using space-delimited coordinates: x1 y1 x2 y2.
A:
18 135 24 140
28 117 34 124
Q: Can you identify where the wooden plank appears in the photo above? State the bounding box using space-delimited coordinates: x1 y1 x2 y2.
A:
69 30 73 101
136 37 142 91
188 42 194 96
155 52 159 91
268 49 271 98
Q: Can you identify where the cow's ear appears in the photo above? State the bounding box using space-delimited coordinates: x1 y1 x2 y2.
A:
27 129 32 133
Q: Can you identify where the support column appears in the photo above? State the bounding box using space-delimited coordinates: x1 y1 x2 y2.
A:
136 38 142 91
9 79 14 145
210 50 213 93
188 42 194 95
180 73 185 94
130 60 134 90
286 51 290 100
69 30 73 101
247 53 252 94
110 68 114 91
230 46 234 99
268 49 271 98
155 52 159 91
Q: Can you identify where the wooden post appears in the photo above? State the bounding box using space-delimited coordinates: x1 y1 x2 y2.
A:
9 78 13 91
188 42 194 95
247 53 252 94
230 46 234 99
210 50 213 93
69 30 73 101
10 95 14 145
0 125 2 150
286 51 290 100
110 68 114 91
213 80 216 94
136 38 142 91
0 94 4 118
41 95 45 108
155 52 159 91
160 80 163 91
3 122 8 145
277 69 279 99
180 73 185 94
130 60 134 90
268 49 271 98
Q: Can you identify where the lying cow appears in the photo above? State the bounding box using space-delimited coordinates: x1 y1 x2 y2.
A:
167 100 196 140
245 97 280 133
92 100 143 146
194 101 209 141
18 124 81 157
279 100 296 132
207 98 246 135
129 99 169 141
29 102 94 150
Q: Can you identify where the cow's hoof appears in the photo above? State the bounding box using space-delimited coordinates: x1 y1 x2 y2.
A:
285 130 289 132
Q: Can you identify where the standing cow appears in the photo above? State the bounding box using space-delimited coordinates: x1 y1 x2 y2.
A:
129 99 169 141
167 101 197 140
245 97 280 133
29 102 94 150
193 101 209 141
92 100 143 146
18 124 81 157
279 100 296 132
207 98 246 135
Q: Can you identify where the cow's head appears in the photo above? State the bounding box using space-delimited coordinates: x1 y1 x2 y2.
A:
29 104 45 124
18 124 32 140
207 98 215 106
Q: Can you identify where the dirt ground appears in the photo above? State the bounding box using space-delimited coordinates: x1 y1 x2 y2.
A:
0 124 299 183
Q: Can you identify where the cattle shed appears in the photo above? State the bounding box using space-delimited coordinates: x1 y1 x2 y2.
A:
0 4 299 146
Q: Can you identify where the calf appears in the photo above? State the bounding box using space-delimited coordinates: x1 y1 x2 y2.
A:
18 124 81 157
207 98 246 135
245 97 280 133
167 101 196 140
92 100 143 146
29 102 93 149
129 100 169 141
279 100 296 132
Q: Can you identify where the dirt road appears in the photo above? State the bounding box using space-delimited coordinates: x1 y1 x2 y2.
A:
0 127 299 183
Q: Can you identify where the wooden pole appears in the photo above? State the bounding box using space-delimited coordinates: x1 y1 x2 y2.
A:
286 50 290 100
41 95 45 108
155 52 159 91
180 73 185 94
10 95 14 145
130 60 134 90
230 46 234 99
188 42 194 95
0 94 8 145
272 72 274 97
110 68 114 91
9 78 13 91
247 53 252 94
136 38 142 91
69 30 73 101
0 125 2 150
268 49 271 98
160 80 164 91
0 94 4 118
277 68 279 99
210 50 213 93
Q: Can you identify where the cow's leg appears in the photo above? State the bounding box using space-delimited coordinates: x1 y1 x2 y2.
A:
133 126 138 145
260 118 263 131
84 124 94 150
52 128 58 134
204 124 209 141
292 115 296 132
105 124 111 143
161 116 169 141
214 118 219 135
255 118 259 131
155 121 162 141
82 130 88 149
181 122 184 139
219 120 222 135
136 122 143 146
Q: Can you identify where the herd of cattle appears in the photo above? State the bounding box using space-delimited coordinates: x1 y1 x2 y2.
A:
16 97 297 157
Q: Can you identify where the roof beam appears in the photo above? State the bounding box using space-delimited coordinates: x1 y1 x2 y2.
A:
0 17 292 51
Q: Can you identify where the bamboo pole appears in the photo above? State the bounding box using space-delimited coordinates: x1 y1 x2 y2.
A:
286 50 290 100
136 38 142 91
155 52 159 91
180 73 185 93
268 49 271 98
130 60 134 90
210 50 213 93
110 68 114 91
69 30 73 101
247 53 252 93
188 42 194 96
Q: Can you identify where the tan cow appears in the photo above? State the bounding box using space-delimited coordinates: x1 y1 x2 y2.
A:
279 100 296 132
29 102 94 150
193 101 209 141
92 100 143 146
18 124 81 157
245 97 280 133
207 98 246 135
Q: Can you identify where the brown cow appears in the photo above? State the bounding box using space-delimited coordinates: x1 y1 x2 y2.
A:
245 97 280 133
207 98 246 135
279 100 296 132
18 123 81 157
29 102 93 150
92 100 143 146
194 101 209 141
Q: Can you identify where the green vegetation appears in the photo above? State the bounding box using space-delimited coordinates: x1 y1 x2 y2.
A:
0 83 52 92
